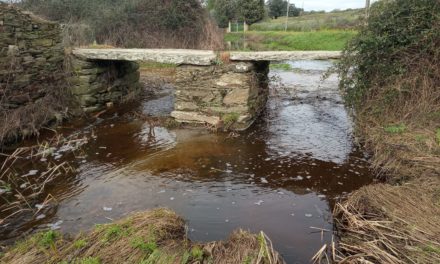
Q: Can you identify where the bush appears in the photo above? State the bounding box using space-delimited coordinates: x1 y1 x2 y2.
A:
19 0 224 49
337 0 440 111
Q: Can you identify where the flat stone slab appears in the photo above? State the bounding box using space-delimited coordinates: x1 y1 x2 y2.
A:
73 49 341 65
72 49 217 66
229 51 341 61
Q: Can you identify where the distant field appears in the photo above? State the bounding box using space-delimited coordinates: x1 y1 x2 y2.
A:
224 9 362 51
224 30 357 51
250 9 363 32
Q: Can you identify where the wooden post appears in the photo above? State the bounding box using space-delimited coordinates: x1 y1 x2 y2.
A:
243 21 249 32
227 21 231 33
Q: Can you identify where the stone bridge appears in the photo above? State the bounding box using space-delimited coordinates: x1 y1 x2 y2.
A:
71 49 340 130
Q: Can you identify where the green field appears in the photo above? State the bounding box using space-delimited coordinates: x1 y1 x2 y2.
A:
224 30 357 51
250 9 363 32
224 9 362 51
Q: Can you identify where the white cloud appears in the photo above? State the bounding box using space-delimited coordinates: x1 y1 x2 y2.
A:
290 0 378 12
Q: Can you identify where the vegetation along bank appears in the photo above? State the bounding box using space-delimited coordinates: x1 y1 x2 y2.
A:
331 0 440 263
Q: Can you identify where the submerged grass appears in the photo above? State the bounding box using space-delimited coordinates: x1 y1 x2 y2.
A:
1 208 286 264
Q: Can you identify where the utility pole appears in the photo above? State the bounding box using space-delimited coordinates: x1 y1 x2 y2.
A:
365 0 371 17
285 0 290 31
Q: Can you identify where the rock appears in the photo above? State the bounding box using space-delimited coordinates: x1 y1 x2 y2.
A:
223 88 249 105
216 73 248 87
83 106 102 113
171 111 220 125
175 102 199 111
78 95 97 106
229 62 254 73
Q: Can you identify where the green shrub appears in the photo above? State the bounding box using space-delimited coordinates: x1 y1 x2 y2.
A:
337 0 440 108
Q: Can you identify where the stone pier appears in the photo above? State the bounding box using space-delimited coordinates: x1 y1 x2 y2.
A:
172 61 269 130
69 58 141 113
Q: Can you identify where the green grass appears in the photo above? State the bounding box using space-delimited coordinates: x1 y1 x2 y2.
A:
270 63 292 71
222 112 240 126
138 61 176 69
130 237 157 254
73 239 88 249
384 124 407 134
76 257 100 264
225 30 356 51
97 223 132 242
250 9 362 32
190 246 203 261
436 128 440 145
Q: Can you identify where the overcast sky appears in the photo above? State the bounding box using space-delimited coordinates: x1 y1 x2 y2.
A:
290 0 378 11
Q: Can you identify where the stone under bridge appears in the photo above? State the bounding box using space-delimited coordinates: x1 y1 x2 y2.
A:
71 49 340 130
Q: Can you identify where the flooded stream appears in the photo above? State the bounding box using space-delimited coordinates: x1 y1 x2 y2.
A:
0 60 372 263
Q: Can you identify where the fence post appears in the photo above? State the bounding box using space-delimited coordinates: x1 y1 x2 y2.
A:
243 21 249 32
227 21 231 33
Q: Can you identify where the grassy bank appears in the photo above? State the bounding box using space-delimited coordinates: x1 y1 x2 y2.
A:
1 208 285 264
331 0 440 263
250 9 362 32
225 30 356 51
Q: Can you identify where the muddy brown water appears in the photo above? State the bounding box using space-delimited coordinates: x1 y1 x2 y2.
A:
0 60 372 263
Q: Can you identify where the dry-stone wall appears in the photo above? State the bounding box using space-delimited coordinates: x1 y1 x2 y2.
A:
69 58 141 113
0 3 63 109
172 61 269 130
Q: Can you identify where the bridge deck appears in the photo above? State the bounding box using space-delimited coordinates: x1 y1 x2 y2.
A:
72 49 341 65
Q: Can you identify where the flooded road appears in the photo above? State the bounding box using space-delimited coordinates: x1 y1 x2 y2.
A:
0 60 372 263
